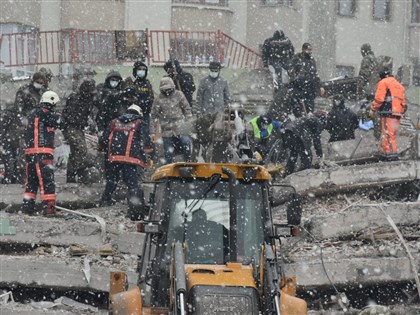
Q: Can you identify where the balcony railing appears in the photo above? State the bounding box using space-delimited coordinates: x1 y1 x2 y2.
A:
172 0 228 6
1 29 262 69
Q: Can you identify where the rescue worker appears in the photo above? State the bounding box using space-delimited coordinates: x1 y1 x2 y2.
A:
358 43 379 98
247 115 282 160
163 59 196 107
326 95 359 142
15 72 46 116
0 101 25 183
39 67 53 89
370 67 407 161
151 77 193 164
62 79 99 183
21 91 63 216
96 70 126 133
262 28 294 86
99 104 148 220
195 61 231 161
289 43 323 115
125 61 154 148
281 114 323 176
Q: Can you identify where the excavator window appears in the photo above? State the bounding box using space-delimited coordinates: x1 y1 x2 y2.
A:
146 177 271 308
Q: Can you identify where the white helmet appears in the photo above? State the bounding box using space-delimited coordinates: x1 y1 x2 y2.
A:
41 91 60 106
128 104 142 116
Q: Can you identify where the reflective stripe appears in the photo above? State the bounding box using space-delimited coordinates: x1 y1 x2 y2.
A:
34 117 39 149
25 148 54 155
40 193 55 201
23 192 37 200
35 162 44 196
109 155 144 167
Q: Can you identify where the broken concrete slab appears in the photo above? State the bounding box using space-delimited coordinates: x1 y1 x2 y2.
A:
0 213 145 255
0 255 138 292
305 202 420 240
271 160 420 205
285 254 420 288
0 183 103 207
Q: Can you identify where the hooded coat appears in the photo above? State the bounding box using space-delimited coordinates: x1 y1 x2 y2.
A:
164 60 196 106
125 61 154 116
151 77 193 137
262 30 294 70
96 70 126 132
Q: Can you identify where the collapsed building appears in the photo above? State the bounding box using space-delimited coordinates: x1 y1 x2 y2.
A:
0 111 419 314
0 61 419 314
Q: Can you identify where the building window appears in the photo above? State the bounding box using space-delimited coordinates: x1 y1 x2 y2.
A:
261 0 293 5
412 0 420 23
373 0 391 21
172 0 228 6
337 0 356 16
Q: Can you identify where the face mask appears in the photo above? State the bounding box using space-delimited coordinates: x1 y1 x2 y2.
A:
209 71 219 79
109 80 119 88
136 70 146 78
33 82 43 90
161 89 174 96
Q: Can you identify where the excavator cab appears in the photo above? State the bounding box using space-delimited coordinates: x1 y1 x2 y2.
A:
110 162 307 315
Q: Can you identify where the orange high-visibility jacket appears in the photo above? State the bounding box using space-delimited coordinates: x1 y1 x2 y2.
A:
372 76 406 117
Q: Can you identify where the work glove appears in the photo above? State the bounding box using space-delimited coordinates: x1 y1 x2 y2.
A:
319 87 325 96
369 110 376 120
402 105 408 114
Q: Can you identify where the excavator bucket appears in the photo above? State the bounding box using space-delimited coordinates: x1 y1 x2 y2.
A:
281 292 308 315
110 286 142 315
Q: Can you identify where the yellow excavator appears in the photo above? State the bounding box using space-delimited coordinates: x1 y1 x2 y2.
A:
110 162 307 314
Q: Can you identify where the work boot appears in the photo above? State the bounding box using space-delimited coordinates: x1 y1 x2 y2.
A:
99 198 114 207
42 200 56 217
21 199 36 215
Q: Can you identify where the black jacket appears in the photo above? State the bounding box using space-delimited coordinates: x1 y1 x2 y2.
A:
63 92 98 130
24 105 62 156
96 71 126 132
125 61 154 116
326 106 359 142
167 70 196 106
283 116 323 157
100 113 146 167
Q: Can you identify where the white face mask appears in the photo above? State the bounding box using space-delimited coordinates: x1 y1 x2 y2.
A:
209 71 219 79
136 70 146 78
109 80 119 88
33 82 43 90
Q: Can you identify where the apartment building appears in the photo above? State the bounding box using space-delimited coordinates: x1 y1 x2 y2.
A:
1 0 419 83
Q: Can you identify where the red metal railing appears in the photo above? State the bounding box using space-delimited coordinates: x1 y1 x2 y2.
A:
148 29 262 69
1 29 262 69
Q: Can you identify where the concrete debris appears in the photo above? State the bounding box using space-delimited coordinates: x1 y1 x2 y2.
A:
0 291 14 304
1 158 420 313
82 257 92 284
